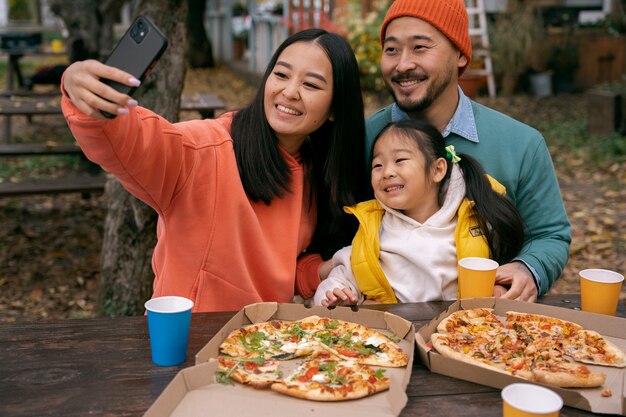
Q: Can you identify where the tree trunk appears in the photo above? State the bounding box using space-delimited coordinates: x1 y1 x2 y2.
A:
99 0 128 57
49 0 102 59
49 0 125 59
187 0 214 68
99 0 188 317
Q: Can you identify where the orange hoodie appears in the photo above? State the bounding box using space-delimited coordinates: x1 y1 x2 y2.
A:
62 96 323 312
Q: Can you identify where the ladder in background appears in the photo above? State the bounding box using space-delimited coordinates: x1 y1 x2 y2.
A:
465 0 496 97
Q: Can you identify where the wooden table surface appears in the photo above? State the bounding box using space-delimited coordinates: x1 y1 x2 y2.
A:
1 294 623 417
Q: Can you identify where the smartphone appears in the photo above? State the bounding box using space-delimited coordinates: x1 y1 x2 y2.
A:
100 15 168 118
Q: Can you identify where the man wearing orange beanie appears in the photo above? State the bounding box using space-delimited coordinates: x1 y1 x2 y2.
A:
365 0 571 302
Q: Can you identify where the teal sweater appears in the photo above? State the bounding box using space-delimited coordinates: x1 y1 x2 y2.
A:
365 101 571 296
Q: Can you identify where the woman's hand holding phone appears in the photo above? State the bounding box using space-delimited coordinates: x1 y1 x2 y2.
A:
64 16 167 119
63 60 140 119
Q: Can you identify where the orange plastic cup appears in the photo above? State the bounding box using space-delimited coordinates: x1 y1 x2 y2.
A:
502 383 563 417
457 257 498 299
579 269 624 316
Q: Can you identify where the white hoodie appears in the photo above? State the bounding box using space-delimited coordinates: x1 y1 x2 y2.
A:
314 165 466 305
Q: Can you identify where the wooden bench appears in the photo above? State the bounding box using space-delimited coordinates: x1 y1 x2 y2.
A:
0 175 107 197
0 142 104 196
0 142 82 156
0 92 226 142
0 92 226 114
0 96 64 114
0 93 225 196
180 93 226 118
0 90 60 98
0 94 63 142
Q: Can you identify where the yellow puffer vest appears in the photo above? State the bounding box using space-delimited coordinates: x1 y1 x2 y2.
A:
346 176 506 304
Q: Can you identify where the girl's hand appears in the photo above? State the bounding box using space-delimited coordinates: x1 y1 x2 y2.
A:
321 288 358 307
63 60 140 118
318 259 333 280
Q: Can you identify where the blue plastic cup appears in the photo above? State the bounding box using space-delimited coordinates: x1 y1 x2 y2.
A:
145 296 194 366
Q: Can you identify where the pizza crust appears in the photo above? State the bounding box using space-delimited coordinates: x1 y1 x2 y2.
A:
532 367 606 388
270 379 390 401
270 358 391 402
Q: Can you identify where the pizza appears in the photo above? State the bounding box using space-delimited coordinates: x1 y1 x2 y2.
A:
215 315 408 401
431 327 534 380
270 358 390 401
505 311 582 343
219 319 328 360
214 356 282 389
508 313 626 369
429 308 624 388
219 315 408 367
558 329 626 368
302 316 408 367
530 347 606 388
437 307 506 337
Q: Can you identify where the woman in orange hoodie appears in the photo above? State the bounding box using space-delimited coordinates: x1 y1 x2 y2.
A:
60 28 371 312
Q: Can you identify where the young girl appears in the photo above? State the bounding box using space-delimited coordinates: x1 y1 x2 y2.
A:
314 119 524 307
61 28 370 312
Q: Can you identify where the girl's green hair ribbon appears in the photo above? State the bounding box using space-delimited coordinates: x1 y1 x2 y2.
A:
445 145 461 164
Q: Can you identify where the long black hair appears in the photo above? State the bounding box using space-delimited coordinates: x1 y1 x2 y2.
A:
231 28 371 258
373 119 524 264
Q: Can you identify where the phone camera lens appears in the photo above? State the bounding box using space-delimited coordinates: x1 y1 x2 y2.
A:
130 19 148 43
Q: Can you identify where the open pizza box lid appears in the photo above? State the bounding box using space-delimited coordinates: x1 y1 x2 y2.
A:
415 297 626 415
144 302 415 417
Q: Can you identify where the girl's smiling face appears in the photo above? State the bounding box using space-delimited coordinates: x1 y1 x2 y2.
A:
264 41 334 154
371 131 446 222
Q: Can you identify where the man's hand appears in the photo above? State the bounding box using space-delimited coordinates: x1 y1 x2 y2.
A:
494 261 538 302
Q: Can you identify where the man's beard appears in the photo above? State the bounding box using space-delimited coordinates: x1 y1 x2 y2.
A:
386 67 454 115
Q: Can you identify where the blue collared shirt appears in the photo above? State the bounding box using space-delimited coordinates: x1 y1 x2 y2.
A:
390 87 479 143
390 87 542 290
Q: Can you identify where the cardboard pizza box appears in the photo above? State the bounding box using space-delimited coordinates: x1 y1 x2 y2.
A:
144 302 415 417
415 297 626 416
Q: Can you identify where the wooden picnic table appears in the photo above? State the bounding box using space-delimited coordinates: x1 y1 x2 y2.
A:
1 294 622 417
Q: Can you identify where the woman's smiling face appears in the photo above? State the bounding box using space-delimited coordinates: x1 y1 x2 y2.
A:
264 41 334 154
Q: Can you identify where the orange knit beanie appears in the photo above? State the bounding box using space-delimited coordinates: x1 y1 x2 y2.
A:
380 0 472 74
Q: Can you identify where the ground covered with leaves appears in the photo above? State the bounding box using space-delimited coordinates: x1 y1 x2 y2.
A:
0 65 624 322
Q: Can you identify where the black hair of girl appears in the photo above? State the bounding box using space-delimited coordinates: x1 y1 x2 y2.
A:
231 28 371 258
373 119 525 264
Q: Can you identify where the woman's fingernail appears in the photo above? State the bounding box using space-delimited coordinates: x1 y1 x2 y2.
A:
127 99 138 107
128 77 141 87
117 107 129 115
